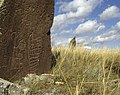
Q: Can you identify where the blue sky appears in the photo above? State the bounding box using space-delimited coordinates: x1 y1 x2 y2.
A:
51 0 120 48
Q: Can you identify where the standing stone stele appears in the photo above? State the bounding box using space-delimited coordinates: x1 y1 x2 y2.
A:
69 36 76 48
0 0 54 81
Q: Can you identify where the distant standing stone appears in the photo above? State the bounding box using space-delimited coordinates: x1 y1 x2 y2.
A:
69 37 76 48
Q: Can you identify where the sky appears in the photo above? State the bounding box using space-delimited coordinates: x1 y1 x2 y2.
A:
51 0 120 48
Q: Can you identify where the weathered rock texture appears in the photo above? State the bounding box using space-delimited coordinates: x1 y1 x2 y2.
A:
0 0 54 81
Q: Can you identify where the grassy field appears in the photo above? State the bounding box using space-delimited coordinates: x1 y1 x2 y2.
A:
16 47 120 95
51 47 120 95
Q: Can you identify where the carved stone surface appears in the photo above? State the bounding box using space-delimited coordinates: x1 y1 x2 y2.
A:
0 0 54 81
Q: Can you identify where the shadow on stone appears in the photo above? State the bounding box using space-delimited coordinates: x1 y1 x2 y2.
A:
51 51 61 69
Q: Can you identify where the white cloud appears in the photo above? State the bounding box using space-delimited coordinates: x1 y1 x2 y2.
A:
52 21 120 47
59 0 103 13
55 41 67 47
93 21 120 43
75 20 105 34
93 35 117 43
74 21 120 46
69 36 93 46
51 0 104 46
115 21 120 29
51 34 70 47
99 6 120 20
53 38 69 47
51 0 119 47
51 0 103 33
103 21 120 36
60 29 73 35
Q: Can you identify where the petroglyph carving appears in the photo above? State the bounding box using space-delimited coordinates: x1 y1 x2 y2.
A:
0 0 54 81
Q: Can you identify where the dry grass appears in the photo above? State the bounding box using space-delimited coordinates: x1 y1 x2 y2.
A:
51 47 120 95
16 47 120 95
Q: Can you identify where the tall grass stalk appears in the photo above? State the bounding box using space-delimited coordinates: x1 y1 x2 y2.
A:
52 47 120 95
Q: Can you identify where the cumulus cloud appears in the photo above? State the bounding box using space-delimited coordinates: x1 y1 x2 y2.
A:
99 6 120 20
76 37 91 46
51 0 103 33
102 21 120 37
51 0 120 47
93 35 118 43
74 21 120 46
115 21 120 29
75 20 105 34
59 0 103 13
51 33 70 47
52 21 120 47
93 21 120 43
60 29 73 35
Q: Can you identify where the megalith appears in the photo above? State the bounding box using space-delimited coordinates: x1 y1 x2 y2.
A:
0 0 54 81
69 37 76 48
